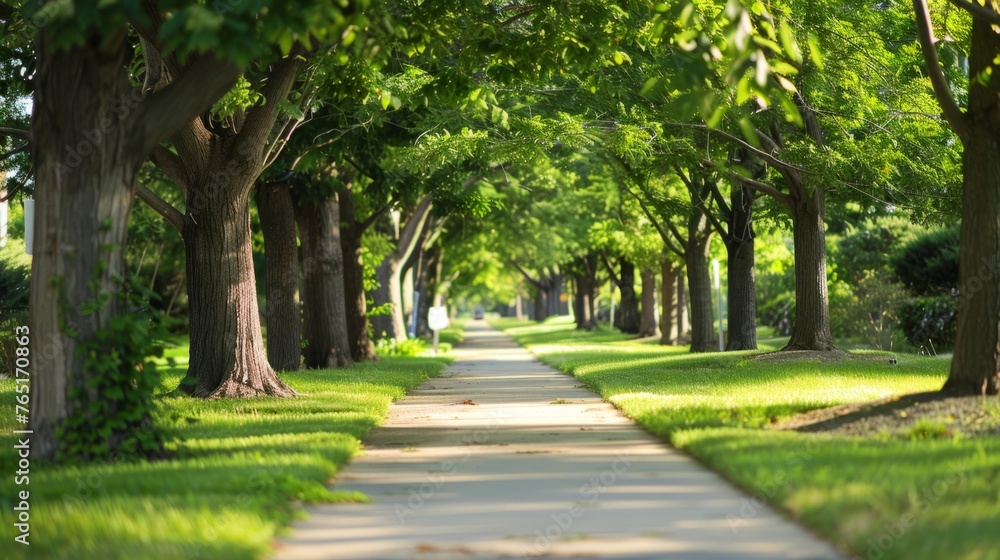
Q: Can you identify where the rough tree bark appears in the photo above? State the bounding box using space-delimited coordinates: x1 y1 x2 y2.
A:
297 193 353 369
638 267 657 337
257 180 301 371
685 230 716 352
914 0 1000 394
132 51 308 397
339 185 378 361
28 27 238 458
783 193 836 351
660 261 678 345
726 184 757 350
371 195 433 341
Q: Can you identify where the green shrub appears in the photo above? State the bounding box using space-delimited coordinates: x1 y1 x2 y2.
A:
890 225 959 295
375 337 426 357
0 256 30 378
899 294 958 352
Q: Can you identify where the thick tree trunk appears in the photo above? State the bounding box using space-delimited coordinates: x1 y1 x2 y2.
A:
257 181 301 371
939 19 1000 395
339 188 377 361
297 195 353 369
726 186 757 350
614 260 641 334
687 238 716 352
639 267 657 337
29 34 141 459
783 192 837 351
181 171 296 397
660 262 677 345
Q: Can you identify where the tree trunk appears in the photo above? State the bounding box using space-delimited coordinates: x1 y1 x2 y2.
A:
297 194 353 369
29 33 141 459
660 262 677 345
783 192 837 351
677 270 687 344
181 169 296 397
547 272 564 318
339 187 377 361
934 17 1000 395
614 260 641 334
372 260 404 340
687 235 717 352
257 181 301 371
371 196 433 341
573 258 598 330
639 267 657 337
726 186 757 350
533 289 548 321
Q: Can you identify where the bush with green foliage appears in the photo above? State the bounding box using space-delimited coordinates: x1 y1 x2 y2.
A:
0 252 30 377
890 225 960 351
57 281 171 463
890 225 959 295
375 337 427 357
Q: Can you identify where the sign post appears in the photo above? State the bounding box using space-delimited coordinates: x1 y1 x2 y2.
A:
427 306 450 356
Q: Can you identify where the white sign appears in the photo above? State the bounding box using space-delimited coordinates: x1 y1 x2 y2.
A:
24 197 34 256
428 306 449 331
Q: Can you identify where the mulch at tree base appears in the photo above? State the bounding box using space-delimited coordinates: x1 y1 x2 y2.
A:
770 391 1000 438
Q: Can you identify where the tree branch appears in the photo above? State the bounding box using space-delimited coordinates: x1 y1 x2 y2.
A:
149 145 189 193
946 0 1000 25
0 127 29 141
132 54 241 154
136 182 184 232
729 170 793 208
233 49 307 161
600 254 620 285
509 259 544 289
913 0 971 141
393 194 434 266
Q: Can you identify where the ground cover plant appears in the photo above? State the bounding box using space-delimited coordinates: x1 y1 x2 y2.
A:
496 317 1000 560
0 344 451 560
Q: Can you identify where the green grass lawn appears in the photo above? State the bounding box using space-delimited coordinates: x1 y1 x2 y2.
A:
494 316 1000 560
0 344 452 559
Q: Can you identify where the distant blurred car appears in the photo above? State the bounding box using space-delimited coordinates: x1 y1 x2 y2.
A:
473 309 484 320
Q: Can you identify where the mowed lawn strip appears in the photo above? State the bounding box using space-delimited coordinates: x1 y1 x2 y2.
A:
495 317 1000 560
0 352 452 560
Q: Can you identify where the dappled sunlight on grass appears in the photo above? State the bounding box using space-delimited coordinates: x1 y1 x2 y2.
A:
0 352 452 560
499 320 998 560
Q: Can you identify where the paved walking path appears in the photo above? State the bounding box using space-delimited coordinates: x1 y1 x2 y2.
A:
274 322 842 560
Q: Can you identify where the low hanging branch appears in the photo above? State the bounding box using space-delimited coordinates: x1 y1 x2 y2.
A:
135 182 185 232
913 0 971 141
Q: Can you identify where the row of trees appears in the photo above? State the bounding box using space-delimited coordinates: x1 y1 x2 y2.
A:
0 0 997 464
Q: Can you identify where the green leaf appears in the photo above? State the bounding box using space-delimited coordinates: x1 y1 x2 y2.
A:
778 22 802 64
807 33 824 70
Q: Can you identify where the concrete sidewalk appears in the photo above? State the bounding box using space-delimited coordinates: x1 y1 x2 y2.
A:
273 322 842 560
